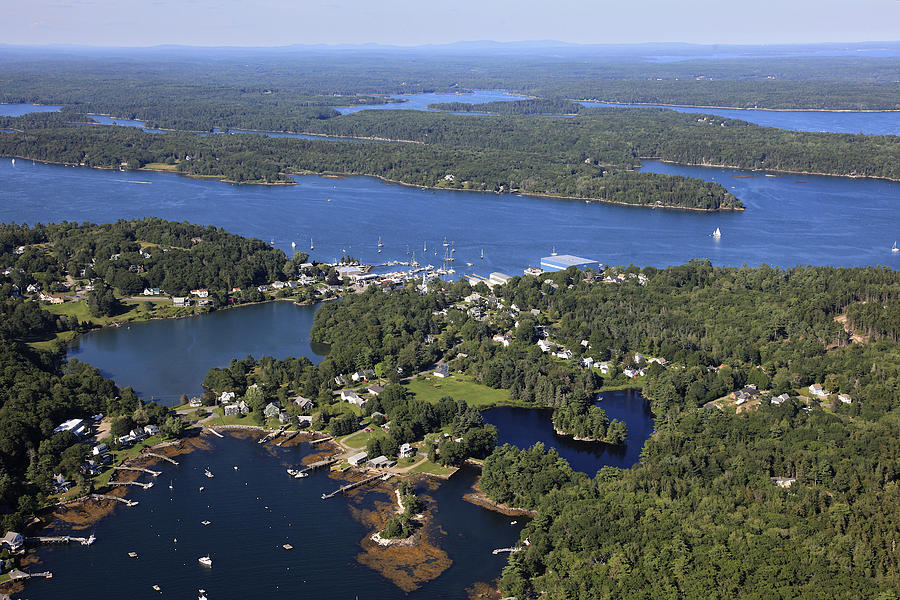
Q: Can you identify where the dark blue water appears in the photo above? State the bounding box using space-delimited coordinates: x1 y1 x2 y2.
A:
0 103 63 117
23 436 526 600
577 100 900 135
67 302 326 403
483 389 653 473
1 157 898 272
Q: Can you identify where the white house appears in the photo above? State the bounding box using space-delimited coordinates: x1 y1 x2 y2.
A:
172 297 189 307
771 393 791 405
219 391 236 404
809 384 829 397
838 394 852 404
537 339 552 353
190 288 209 298
1 531 24 552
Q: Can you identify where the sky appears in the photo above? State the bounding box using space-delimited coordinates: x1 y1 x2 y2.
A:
3 0 899 47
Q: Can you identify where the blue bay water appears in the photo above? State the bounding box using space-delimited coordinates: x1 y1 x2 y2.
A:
1 157 898 272
577 100 900 135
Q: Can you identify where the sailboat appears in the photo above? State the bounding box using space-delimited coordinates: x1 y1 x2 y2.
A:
712 227 722 240
423 241 427 252
480 249 484 260
10 159 14 166
377 236 384 248
893 241 899 253
310 238 314 250
551 246 558 256
442 237 449 247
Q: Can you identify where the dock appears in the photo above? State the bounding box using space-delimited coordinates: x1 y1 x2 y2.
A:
109 481 154 489
27 535 95 546
9 569 52 580
321 473 384 499
258 425 288 444
143 452 180 464
309 435 333 446
203 427 225 438
91 493 138 507
276 431 300 446
297 456 337 475
492 547 522 555
113 466 162 477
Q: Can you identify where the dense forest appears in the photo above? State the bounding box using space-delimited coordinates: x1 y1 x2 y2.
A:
305 261 900 597
0 219 291 298
1 48 899 118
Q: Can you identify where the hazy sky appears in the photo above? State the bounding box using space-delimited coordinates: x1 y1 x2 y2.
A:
4 0 899 47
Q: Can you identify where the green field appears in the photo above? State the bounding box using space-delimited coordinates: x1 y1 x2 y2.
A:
339 427 382 450
409 459 458 476
403 374 514 408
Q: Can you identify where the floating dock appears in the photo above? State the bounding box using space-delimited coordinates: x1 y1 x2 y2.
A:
143 452 180 465
109 481 154 489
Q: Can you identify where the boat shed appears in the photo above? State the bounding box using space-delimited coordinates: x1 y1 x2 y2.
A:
348 452 368 466
540 254 601 272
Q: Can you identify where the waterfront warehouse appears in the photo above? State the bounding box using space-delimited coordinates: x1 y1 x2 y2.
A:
539 254 601 272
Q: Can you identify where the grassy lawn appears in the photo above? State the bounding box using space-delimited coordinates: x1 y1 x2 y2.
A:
409 459 457 476
339 427 382 450
403 374 515 408
142 162 178 171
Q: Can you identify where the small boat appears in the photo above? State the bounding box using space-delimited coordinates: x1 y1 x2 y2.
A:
204 469 214 478
712 227 722 240
310 238 314 250
283 543 293 550
199 486 205 492
83 534 96 545
169 482 173 490
11 159 14 166
201 520 211 526
198 555 212 567
286 468 299 476
128 551 139 558
233 466 239 471
199 591 208 600
480 249 484 260
294 471 309 479
377 236 384 248
510 520 517 525
466 262 473 267
893 241 898 253
551 246 558 256
152 584 161 592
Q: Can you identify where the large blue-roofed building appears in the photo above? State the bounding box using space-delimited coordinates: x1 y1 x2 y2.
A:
540 254 601 272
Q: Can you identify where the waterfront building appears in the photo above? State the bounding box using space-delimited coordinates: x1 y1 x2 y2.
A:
540 254 601 272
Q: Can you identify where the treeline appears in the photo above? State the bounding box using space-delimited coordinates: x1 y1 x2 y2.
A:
0 219 290 297
1 50 899 115
427 99 583 115
552 400 627 444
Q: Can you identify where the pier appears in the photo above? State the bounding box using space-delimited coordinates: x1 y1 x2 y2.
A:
91 493 138 507
143 452 180 464
309 435 333 446
258 425 288 444
491 547 522 555
321 473 384 499
109 481 154 489
297 456 337 475
203 427 225 438
27 535 95 546
276 431 300 446
113 466 162 477
9 569 52 580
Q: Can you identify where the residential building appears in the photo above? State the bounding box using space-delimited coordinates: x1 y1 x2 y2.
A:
399 443 416 458
1 531 24 552
53 418 90 438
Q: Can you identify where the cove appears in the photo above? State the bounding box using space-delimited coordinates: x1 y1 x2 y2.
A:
67 302 327 403
23 435 526 600
483 389 654 472
2 157 898 271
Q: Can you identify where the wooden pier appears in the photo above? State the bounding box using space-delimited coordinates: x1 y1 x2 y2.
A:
27 535 95 546
309 435 333 446
109 481 154 489
9 569 52 580
114 466 162 477
492 547 522 555
276 430 300 446
297 456 337 475
321 473 384 499
258 425 288 444
91 493 138 507
143 452 180 464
